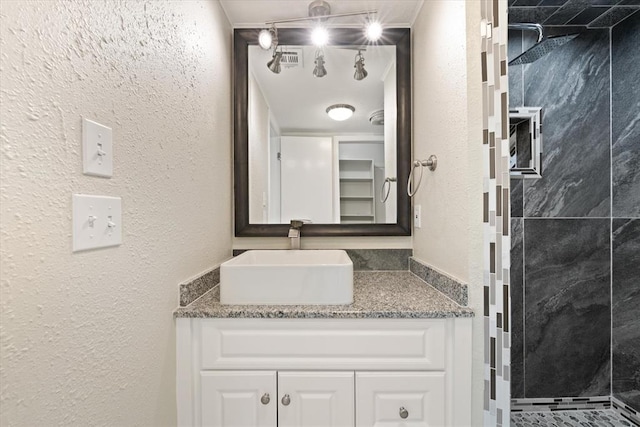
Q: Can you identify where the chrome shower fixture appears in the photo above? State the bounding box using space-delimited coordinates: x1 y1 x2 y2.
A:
508 23 580 65
313 49 327 77
267 49 283 74
354 50 368 81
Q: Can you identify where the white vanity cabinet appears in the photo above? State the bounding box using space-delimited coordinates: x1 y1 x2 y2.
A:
176 318 472 426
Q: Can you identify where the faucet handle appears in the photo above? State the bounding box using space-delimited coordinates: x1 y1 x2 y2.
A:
290 219 311 228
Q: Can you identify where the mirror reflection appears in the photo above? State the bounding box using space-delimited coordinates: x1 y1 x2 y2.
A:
248 44 398 224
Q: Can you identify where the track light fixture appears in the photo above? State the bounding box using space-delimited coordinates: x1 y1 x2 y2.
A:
257 1 381 53
365 19 383 42
313 49 327 78
267 49 283 74
354 50 368 81
258 25 278 50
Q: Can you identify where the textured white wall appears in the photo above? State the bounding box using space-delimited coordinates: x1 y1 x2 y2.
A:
0 1 232 425
412 0 485 423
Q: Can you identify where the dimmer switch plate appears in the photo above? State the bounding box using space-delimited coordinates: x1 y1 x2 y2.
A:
73 194 122 252
82 118 113 177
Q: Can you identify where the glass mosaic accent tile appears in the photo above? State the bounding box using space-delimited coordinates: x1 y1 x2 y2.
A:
511 410 638 426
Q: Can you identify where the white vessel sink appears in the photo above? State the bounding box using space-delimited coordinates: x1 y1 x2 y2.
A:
220 250 353 305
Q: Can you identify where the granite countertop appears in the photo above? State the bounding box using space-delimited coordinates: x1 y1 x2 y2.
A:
174 271 474 319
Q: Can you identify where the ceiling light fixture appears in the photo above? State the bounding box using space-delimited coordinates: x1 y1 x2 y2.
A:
258 1 381 53
311 25 330 47
313 49 327 77
326 104 355 121
365 19 383 42
267 49 283 74
258 25 278 50
353 50 368 81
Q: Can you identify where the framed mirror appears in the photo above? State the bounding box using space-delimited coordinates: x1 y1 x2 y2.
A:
509 107 543 178
234 28 411 237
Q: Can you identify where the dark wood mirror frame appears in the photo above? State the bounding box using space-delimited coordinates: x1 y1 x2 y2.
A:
234 27 411 237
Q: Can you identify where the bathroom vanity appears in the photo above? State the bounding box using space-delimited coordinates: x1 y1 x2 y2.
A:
175 272 473 426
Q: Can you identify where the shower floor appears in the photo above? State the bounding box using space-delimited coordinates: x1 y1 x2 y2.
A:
510 409 638 426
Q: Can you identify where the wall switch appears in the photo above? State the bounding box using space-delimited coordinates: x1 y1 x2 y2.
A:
414 205 422 228
73 194 122 252
82 118 113 177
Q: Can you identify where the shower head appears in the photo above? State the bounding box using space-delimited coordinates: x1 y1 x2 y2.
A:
508 33 580 66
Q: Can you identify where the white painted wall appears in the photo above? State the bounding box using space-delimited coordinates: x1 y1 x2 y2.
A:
0 1 232 425
248 72 270 223
412 0 485 423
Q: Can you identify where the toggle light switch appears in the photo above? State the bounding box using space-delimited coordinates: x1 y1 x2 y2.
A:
82 118 113 177
72 194 122 252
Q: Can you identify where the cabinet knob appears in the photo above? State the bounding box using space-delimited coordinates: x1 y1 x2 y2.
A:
399 407 409 419
281 394 291 406
261 393 270 405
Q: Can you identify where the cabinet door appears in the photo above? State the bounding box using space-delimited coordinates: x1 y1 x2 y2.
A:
200 371 276 427
356 372 445 426
278 371 354 427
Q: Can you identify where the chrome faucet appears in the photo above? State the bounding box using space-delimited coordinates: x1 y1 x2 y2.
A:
288 219 306 250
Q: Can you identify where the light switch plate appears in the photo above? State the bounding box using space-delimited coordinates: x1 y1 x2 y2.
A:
82 118 113 177
73 194 122 252
414 204 421 228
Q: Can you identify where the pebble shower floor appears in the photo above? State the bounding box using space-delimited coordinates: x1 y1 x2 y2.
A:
511 410 639 426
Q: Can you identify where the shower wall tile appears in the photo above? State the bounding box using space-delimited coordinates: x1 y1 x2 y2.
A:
612 219 640 410
612 11 640 217
511 178 524 217
523 30 610 217
509 30 524 107
511 219 525 398
524 219 611 397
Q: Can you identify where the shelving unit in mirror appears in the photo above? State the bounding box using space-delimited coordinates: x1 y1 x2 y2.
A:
339 159 375 224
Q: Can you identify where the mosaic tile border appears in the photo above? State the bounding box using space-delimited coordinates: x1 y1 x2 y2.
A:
179 266 220 307
511 396 611 412
482 0 511 425
612 396 640 426
409 257 468 306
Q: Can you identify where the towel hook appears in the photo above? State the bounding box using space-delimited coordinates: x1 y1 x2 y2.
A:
380 177 397 203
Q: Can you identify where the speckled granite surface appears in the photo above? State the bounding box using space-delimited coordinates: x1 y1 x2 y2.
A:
410 257 468 306
179 267 219 307
174 271 474 319
345 249 412 271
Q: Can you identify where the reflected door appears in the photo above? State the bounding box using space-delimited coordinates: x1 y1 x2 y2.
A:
280 136 337 224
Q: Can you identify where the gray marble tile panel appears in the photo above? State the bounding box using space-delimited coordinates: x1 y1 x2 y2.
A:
511 219 525 398
543 0 591 24
509 30 524 107
345 249 411 271
589 6 639 26
509 6 562 23
511 178 524 217
524 219 611 397
567 5 610 24
523 30 610 217
612 12 640 217
409 257 468 306
612 219 640 411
